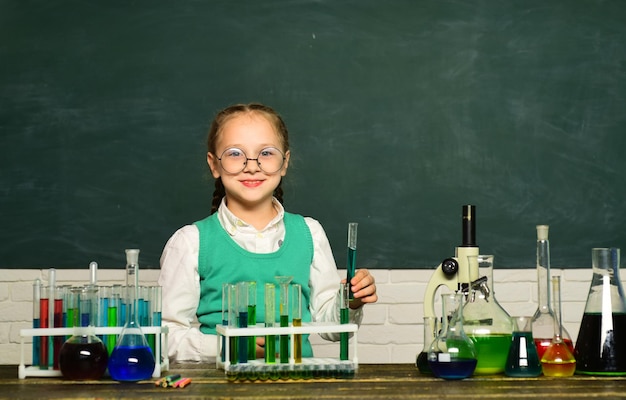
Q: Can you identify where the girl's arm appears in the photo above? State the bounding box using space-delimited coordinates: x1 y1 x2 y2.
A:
158 225 217 362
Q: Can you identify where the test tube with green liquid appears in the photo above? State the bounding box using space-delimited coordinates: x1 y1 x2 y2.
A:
346 223 358 300
276 276 293 363
247 281 257 360
292 283 302 364
264 283 276 364
340 282 350 360
107 285 121 355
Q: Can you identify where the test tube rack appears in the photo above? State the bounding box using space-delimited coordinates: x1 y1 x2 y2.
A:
216 322 358 381
17 326 169 379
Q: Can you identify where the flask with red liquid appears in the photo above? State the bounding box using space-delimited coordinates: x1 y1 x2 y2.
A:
531 225 573 359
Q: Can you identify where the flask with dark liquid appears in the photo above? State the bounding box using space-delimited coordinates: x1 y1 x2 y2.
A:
575 248 626 375
416 316 439 374
59 286 108 380
505 316 542 377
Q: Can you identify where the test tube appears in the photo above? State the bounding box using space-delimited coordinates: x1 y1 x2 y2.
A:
148 286 162 357
39 285 49 370
276 276 293 364
264 283 276 364
237 281 249 363
107 285 121 355
292 283 302 364
346 223 358 300
221 283 229 362
53 286 64 369
340 282 349 360
32 279 41 366
227 283 238 365
89 261 98 286
98 286 109 342
48 269 56 368
247 281 257 360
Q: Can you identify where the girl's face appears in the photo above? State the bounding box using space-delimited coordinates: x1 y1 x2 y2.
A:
207 112 290 211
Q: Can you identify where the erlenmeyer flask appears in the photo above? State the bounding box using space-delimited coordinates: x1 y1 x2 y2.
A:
108 249 155 381
541 276 576 376
59 286 108 380
575 248 626 375
531 225 573 359
427 293 477 380
416 316 439 374
505 316 542 377
462 255 513 374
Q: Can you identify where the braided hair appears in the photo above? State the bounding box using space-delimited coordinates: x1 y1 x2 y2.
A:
207 103 289 215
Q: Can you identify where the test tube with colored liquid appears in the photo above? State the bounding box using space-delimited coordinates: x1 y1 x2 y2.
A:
39 285 50 370
346 223 358 300
53 286 64 370
247 281 257 360
276 276 293 363
150 286 162 357
227 283 238 365
237 281 249 363
292 283 302 364
264 283 276 364
340 282 349 361
98 286 109 342
32 279 41 366
221 283 229 362
47 269 56 369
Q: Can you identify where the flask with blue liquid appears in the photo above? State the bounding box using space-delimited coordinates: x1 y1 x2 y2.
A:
108 249 155 381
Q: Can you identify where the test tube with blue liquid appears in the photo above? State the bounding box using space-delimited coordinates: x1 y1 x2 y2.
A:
237 281 249 364
346 223 358 300
32 279 41 366
151 286 162 358
227 283 238 366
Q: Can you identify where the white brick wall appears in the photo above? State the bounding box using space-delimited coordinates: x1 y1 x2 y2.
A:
0 268 593 365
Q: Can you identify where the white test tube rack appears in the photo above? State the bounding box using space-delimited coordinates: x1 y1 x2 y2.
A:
216 322 358 380
17 326 169 379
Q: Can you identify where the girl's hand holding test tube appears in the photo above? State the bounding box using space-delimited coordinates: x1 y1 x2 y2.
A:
343 269 378 309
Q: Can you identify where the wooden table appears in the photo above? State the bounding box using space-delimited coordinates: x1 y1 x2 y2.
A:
3 363 626 399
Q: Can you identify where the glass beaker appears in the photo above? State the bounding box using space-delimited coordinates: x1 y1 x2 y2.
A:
416 316 439 374
427 292 477 380
108 249 155 382
462 255 513 374
59 286 108 380
541 275 576 376
531 225 573 359
575 248 626 375
505 316 542 377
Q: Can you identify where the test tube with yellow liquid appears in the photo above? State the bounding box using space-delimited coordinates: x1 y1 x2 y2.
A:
275 276 293 364
292 283 303 364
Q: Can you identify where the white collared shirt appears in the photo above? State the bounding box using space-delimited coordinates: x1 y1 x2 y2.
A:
158 198 362 362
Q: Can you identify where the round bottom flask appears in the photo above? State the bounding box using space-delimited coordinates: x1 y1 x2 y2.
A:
59 327 108 380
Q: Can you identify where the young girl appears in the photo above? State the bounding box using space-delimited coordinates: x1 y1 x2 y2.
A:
158 103 377 362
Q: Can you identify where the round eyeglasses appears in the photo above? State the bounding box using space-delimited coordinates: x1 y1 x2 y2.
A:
217 147 286 174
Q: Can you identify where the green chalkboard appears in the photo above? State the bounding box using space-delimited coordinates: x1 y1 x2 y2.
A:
1 0 625 269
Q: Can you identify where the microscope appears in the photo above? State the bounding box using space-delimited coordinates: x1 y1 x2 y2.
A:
423 205 482 319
